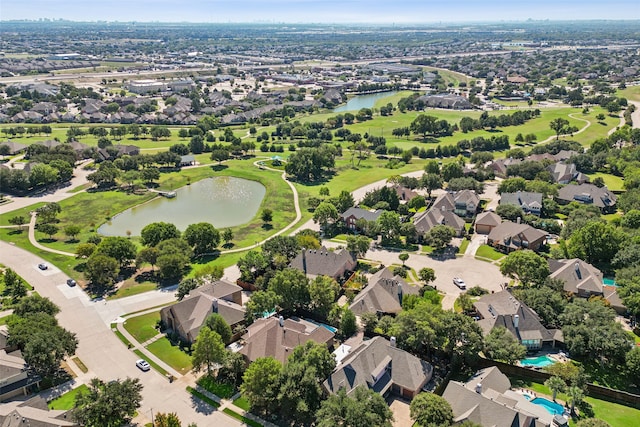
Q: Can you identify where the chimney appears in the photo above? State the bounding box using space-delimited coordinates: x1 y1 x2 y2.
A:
397 283 403 305
513 314 519 329
212 298 218 313
574 261 582 280
390 336 397 347
475 383 482 394
516 216 521 224
279 315 285 327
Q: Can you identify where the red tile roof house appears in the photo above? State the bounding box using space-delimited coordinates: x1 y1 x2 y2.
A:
160 280 245 344
487 220 547 253
238 316 335 364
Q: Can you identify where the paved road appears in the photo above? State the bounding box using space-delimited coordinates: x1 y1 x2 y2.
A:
0 240 240 426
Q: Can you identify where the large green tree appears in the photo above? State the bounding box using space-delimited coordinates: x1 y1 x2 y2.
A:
308 276 340 318
73 377 143 427
268 268 310 313
184 222 220 256
315 386 393 427
240 356 283 414
84 254 120 291
483 326 526 364
499 249 550 287
567 220 625 265
191 327 226 376
424 225 455 251
204 313 232 345
140 222 181 247
410 393 453 427
96 236 137 267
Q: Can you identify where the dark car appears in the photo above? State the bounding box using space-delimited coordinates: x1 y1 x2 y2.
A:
66 279 77 287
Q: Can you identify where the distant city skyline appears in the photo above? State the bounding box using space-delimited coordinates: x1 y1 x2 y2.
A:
2 0 640 23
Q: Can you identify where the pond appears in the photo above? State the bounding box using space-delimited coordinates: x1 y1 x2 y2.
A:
332 91 398 112
98 176 266 236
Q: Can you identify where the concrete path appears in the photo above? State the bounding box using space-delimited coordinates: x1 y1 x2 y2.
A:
27 212 76 257
629 101 640 128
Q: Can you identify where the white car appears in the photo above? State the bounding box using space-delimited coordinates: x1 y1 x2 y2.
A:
38 263 48 270
453 277 467 290
136 359 151 372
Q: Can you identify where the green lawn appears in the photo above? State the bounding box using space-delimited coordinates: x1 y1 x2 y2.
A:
108 279 160 300
474 244 504 261
586 172 625 192
458 238 470 254
145 337 192 375
186 386 220 408
197 375 236 399
48 384 89 410
0 202 46 226
222 408 263 427
233 395 251 411
123 311 161 344
111 323 133 348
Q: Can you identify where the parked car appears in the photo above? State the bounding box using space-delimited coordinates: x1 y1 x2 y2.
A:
136 359 151 372
453 277 467 290
66 279 77 287
38 263 48 270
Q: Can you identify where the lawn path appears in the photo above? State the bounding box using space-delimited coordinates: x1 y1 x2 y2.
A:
27 213 76 257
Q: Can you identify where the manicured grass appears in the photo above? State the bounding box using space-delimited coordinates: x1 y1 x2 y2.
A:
586 172 625 192
222 408 263 427
474 244 504 261
458 238 470 254
145 337 192 375
233 396 251 411
48 384 89 410
111 323 133 348
132 349 169 377
197 375 236 399
618 85 640 103
108 279 160 300
71 356 88 373
0 202 46 226
123 311 161 344
186 386 220 408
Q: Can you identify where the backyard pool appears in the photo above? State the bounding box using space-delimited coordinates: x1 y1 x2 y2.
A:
530 397 565 415
603 277 617 286
520 355 556 368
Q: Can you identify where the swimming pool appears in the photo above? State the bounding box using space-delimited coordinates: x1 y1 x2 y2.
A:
520 355 555 368
603 277 617 286
530 397 565 415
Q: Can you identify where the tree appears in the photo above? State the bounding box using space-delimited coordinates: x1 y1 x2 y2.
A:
204 313 232 344
154 412 182 427
73 377 143 427
192 327 226 376
96 236 137 267
411 114 439 139
136 247 159 270
76 242 97 259
420 174 443 199
2 268 27 302
544 376 567 401
550 118 570 139
410 393 453 427
567 220 624 265
140 222 180 247
38 223 58 239
442 162 463 182
496 204 525 222
424 225 455 251
313 201 339 231
346 235 371 258
63 224 81 241
245 290 282 323
268 268 310 313
84 254 120 291
8 215 27 231
261 208 273 225
332 190 355 213
566 385 584 415
377 211 401 242
499 250 550 287
498 177 527 194
240 357 283 414
419 267 436 286
222 228 234 245
23 327 77 377
340 308 357 338
309 276 339 318
13 294 60 317
399 252 409 266
184 222 220 256
483 326 526 364
316 386 393 427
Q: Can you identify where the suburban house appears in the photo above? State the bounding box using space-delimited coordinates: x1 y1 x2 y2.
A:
179 154 196 166
238 316 335 364
160 280 245 344
548 259 626 314
443 367 566 427
0 396 79 426
289 247 357 281
474 211 502 234
323 336 433 399
0 349 40 402
414 207 466 238
474 290 563 350
489 157 522 177
0 141 27 155
389 184 419 203
453 189 480 217
487 220 547 253
547 162 590 184
500 191 543 216
556 183 617 213
340 207 383 231
349 268 420 316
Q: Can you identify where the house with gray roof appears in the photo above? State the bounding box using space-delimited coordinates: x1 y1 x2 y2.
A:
549 259 625 314
548 162 589 184
0 349 41 402
487 220 547 253
349 268 420 316
413 195 466 238
453 189 480 217
443 366 565 427
0 396 78 426
160 280 245 344
556 183 617 213
489 157 522 177
0 141 27 155
239 316 334 364
323 336 432 399
290 247 357 281
341 207 383 231
474 290 563 350
500 191 543 216
475 211 502 234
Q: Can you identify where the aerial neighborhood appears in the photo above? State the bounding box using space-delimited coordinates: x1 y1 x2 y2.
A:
1 15 640 427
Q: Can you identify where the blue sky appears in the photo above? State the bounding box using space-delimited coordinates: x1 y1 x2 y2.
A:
2 0 639 23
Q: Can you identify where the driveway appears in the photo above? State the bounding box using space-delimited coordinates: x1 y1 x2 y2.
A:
0 241 241 426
